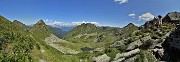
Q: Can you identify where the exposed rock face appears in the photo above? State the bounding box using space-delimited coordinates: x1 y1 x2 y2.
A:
113 49 140 61
126 40 142 51
93 54 110 62
94 35 105 42
163 12 180 24
126 36 151 51
168 27 180 49
152 48 164 60
162 24 180 61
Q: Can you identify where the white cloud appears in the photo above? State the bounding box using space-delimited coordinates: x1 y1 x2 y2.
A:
47 21 64 25
54 21 63 24
45 19 49 22
45 19 99 27
133 23 141 26
114 0 128 4
44 19 53 22
72 21 98 25
44 19 64 25
128 13 136 18
139 12 155 21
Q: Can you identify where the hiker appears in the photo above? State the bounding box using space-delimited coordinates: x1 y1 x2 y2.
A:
157 15 162 27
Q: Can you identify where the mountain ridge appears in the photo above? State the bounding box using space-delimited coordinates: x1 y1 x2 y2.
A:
0 12 180 62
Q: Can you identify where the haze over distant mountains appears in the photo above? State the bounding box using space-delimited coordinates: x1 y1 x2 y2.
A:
49 24 76 32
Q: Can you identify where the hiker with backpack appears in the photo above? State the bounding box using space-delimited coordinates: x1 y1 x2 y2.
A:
156 15 163 27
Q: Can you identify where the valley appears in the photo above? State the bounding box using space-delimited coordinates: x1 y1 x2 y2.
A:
0 12 180 62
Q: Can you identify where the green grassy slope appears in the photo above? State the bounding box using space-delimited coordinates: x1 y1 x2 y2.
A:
62 23 138 61
0 16 79 62
0 16 33 62
13 20 30 30
29 20 79 62
65 23 100 39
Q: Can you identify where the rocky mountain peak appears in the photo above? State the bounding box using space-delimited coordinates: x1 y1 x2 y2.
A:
65 23 100 40
13 20 18 22
38 19 45 24
30 20 52 38
31 20 47 29
122 23 138 30
127 23 136 27
163 11 180 24
72 23 98 31
80 23 97 28
36 19 46 25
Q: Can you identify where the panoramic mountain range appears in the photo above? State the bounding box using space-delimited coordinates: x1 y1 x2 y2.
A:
49 24 76 32
0 12 180 62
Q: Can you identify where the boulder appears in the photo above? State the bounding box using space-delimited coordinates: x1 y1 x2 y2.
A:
114 49 140 60
126 40 142 51
152 48 164 60
126 35 151 51
93 54 110 62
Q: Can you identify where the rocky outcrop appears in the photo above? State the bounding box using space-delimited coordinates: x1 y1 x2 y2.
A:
151 48 164 60
93 54 110 62
113 49 140 62
163 12 180 24
126 40 142 51
126 35 151 51
161 24 180 61
94 35 105 42
167 25 180 49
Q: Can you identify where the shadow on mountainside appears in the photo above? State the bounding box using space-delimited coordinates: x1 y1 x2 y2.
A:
162 24 180 61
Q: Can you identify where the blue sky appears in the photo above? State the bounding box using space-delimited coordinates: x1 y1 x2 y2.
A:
0 0 180 27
